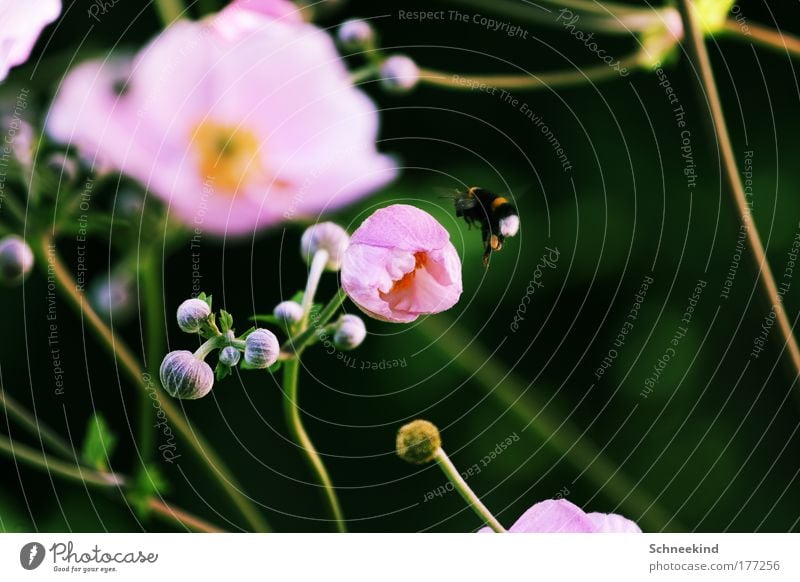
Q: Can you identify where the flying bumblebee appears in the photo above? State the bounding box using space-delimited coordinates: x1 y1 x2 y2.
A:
452 186 520 267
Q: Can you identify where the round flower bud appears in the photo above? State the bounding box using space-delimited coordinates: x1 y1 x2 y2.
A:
244 328 280 368
337 18 374 50
380 55 420 93
0 235 34 286
300 222 350 271
396 419 441 464
219 346 241 367
176 298 211 333
333 314 366 350
89 272 133 320
274 300 304 325
45 153 79 181
159 350 214 399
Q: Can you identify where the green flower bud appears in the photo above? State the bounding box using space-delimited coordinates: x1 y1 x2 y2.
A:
176 298 211 333
219 346 240 367
337 19 374 50
159 350 214 399
396 419 441 464
244 329 280 368
0 235 33 286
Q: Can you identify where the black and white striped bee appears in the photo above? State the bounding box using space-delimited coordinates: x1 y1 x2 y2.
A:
452 186 520 267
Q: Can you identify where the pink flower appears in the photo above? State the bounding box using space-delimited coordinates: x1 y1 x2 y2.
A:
46 4 395 235
479 499 641 533
0 0 60 81
341 204 462 323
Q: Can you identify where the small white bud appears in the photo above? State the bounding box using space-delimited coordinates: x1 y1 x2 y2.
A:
274 300 304 325
337 18 374 49
380 55 420 93
219 346 241 367
176 298 211 333
159 350 214 399
334 314 367 350
244 329 280 368
300 222 350 271
45 153 79 181
0 235 34 286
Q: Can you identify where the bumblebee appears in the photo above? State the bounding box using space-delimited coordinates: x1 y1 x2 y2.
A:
453 187 520 266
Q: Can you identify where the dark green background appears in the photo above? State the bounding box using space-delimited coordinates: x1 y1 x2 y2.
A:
1 0 799 532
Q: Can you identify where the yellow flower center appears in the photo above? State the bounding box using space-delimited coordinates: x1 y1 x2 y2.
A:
192 121 265 194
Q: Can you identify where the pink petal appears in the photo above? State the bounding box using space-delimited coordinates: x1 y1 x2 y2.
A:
506 499 598 533
586 512 642 533
0 0 60 81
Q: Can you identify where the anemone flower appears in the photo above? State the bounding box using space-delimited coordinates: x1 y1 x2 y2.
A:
341 204 462 323
47 0 395 234
479 499 642 533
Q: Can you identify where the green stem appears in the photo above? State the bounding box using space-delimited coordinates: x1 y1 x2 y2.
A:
0 433 122 488
418 53 643 91
35 233 271 532
281 358 346 532
0 389 75 459
282 287 347 356
434 448 506 532
417 317 680 532
723 19 800 59
154 0 185 26
194 334 227 361
677 0 800 385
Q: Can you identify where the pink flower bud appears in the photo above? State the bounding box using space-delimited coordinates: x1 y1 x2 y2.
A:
341 204 462 323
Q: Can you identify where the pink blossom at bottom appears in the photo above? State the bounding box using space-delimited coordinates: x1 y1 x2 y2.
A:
479 499 642 533
341 204 462 323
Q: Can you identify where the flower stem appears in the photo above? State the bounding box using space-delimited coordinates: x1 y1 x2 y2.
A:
148 498 224 533
194 334 227 360
300 249 329 329
281 358 347 532
0 389 74 459
0 431 226 532
417 317 681 532
418 53 643 91
35 233 271 532
677 0 800 385
434 448 506 532
0 433 122 488
154 0 184 26
723 19 800 59
283 288 348 356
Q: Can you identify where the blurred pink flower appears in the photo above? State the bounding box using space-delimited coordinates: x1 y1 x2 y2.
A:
47 3 395 234
341 204 462 323
0 0 60 81
479 499 641 533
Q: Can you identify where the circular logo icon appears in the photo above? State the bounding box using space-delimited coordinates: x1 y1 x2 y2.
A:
19 542 45 570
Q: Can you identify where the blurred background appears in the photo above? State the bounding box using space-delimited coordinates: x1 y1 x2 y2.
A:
1 0 799 532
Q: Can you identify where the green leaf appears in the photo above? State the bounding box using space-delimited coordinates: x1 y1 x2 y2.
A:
196 292 213 310
126 465 170 519
236 326 256 340
81 413 117 472
289 290 305 304
214 360 231 381
219 309 234 333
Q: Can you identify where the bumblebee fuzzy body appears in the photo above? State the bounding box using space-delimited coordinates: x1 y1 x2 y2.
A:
454 187 519 266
